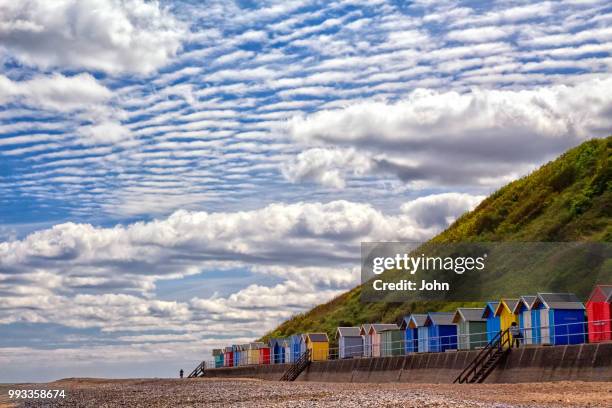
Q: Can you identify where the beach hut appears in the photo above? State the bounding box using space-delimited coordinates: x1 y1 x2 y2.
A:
269 338 285 364
248 342 264 365
482 301 501 343
212 348 224 368
305 333 329 361
513 296 537 344
380 327 405 356
586 285 612 343
290 334 302 362
282 338 291 363
232 344 240 366
224 346 234 367
453 308 487 350
425 312 458 352
368 324 399 357
300 334 308 357
239 344 249 366
531 293 586 345
400 314 427 353
336 327 363 359
259 345 271 365
494 299 519 336
360 324 372 357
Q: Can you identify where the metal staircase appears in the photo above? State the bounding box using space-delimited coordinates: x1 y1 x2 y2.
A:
187 360 206 378
454 328 511 384
280 350 310 381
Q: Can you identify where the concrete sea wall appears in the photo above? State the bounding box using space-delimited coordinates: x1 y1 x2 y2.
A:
201 343 612 383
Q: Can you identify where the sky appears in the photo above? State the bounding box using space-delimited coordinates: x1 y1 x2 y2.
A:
0 0 611 382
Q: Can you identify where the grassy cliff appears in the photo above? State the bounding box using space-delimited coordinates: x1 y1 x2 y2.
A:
263 137 611 342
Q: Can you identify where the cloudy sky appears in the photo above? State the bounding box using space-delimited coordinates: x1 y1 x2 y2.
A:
1 0 611 381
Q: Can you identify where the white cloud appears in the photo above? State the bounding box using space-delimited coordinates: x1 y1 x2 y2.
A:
0 194 482 329
286 78 612 187
281 147 373 188
0 0 186 74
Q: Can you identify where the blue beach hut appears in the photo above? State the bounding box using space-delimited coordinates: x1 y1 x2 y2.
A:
232 344 240 366
425 312 458 352
482 301 501 343
290 334 302 362
400 314 427 353
513 295 537 344
531 293 586 345
269 338 286 363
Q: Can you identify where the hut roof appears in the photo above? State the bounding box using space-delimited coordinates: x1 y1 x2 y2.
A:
425 312 456 326
306 333 329 342
224 346 233 352
481 302 499 318
368 323 399 334
534 293 584 310
212 349 223 356
249 342 265 350
359 323 372 335
402 314 428 329
495 299 519 316
513 295 537 313
290 334 302 343
453 308 487 323
336 327 361 339
587 285 612 303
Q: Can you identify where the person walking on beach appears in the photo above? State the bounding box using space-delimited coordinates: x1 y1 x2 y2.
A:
510 322 522 348
180 369 184 379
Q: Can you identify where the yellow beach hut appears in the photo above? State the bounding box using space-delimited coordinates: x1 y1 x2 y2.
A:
248 341 264 365
305 333 329 361
494 298 519 337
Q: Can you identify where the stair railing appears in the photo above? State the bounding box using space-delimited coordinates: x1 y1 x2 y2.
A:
454 328 510 384
188 360 206 378
280 349 311 381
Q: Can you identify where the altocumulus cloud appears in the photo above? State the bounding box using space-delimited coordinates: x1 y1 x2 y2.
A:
285 78 612 188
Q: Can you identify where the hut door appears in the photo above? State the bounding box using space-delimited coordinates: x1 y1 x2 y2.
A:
540 309 550 344
523 311 532 344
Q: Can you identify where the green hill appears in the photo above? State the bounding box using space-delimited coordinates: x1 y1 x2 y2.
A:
263 137 611 343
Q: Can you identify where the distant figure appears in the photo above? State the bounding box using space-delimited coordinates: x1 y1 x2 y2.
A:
510 322 522 348
180 369 184 378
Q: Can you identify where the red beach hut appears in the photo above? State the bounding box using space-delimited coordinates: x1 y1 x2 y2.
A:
224 346 234 367
586 284 612 343
259 345 271 364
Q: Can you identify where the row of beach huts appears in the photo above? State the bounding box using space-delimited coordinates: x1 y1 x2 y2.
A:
211 285 612 368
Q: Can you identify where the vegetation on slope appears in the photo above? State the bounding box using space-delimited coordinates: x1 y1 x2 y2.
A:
263 137 611 343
